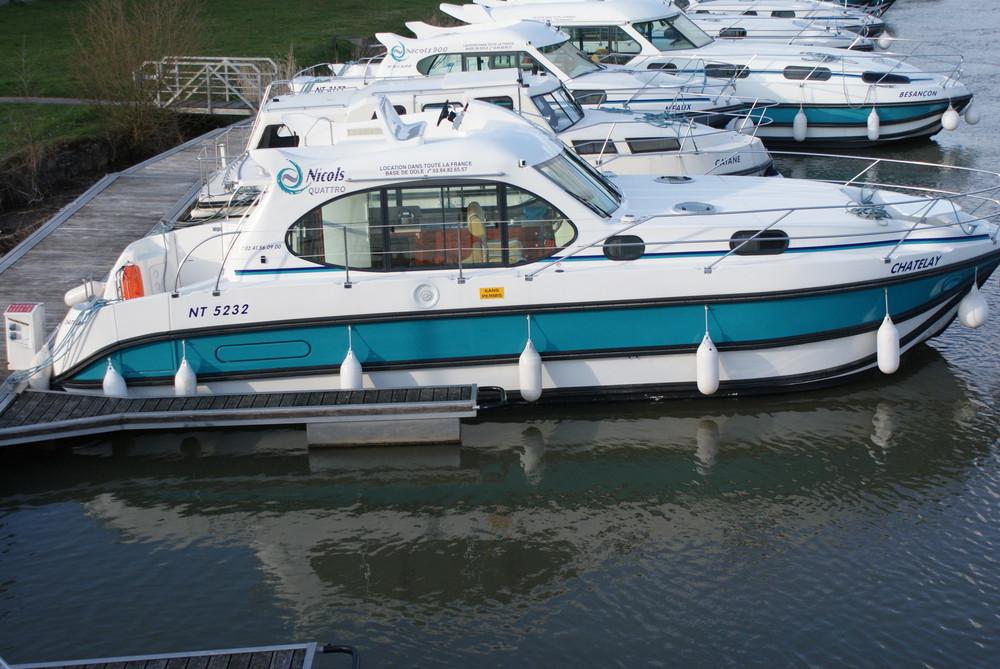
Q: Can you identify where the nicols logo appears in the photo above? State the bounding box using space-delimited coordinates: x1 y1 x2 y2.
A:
390 42 407 62
277 160 346 195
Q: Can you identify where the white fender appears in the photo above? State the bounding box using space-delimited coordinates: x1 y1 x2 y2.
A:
103 358 128 397
340 349 363 389
963 103 981 125
27 345 51 391
64 280 106 307
958 283 989 329
876 315 900 374
519 339 543 402
792 108 808 142
941 105 960 131
727 115 755 135
867 108 880 141
174 357 197 396
696 333 719 395
877 35 892 50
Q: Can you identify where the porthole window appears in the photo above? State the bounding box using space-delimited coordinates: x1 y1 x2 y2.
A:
783 66 833 81
603 235 645 260
705 63 750 79
719 27 748 38
626 137 681 153
862 72 911 84
572 139 619 155
729 230 789 255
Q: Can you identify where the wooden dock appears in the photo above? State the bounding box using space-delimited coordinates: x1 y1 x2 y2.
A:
0 122 249 380
0 385 479 448
5 642 358 669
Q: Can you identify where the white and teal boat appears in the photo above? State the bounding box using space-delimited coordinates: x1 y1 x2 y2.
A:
440 0 977 147
294 18 758 122
192 69 772 220
16 99 999 403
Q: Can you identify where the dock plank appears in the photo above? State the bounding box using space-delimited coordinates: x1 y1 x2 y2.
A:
0 384 478 447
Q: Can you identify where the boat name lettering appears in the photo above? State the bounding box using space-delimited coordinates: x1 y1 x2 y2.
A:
666 104 693 111
890 255 942 274
243 243 283 252
308 185 347 196
406 46 449 56
479 287 505 299
715 155 741 167
898 90 937 98
307 167 345 182
310 85 349 93
379 160 473 177
188 304 250 318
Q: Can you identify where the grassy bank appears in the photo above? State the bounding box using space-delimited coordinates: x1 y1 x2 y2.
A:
0 0 447 99
0 0 448 235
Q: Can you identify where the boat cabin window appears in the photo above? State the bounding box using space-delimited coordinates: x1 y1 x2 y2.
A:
718 27 748 39
422 97 515 114
561 25 642 63
862 72 911 84
771 11 795 19
257 124 299 149
537 41 603 78
634 15 714 51
625 137 682 153
783 66 833 81
571 90 608 106
417 51 546 76
729 230 789 255
537 149 622 218
284 182 577 271
704 63 751 79
603 235 645 261
531 86 585 132
571 139 618 155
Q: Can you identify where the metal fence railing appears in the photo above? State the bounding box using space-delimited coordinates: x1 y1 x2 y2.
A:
136 56 280 115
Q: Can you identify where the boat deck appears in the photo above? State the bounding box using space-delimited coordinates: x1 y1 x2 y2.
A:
0 385 479 448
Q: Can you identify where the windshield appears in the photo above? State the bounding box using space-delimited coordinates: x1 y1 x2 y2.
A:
531 86 585 132
536 149 622 218
538 41 602 78
635 14 714 51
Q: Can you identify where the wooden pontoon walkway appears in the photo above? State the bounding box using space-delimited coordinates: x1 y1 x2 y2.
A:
0 385 479 448
0 125 485 447
5 642 358 669
0 123 249 379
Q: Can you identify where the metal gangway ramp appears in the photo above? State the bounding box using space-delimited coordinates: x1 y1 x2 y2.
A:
137 56 280 116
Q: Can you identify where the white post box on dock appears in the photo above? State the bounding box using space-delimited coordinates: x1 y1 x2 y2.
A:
5 302 45 370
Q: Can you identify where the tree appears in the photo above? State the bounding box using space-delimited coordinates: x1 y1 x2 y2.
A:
72 0 205 155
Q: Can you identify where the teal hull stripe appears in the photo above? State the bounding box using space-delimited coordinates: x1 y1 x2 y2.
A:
71 263 981 384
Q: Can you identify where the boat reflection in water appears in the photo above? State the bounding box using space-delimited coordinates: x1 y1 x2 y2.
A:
40 347 979 605
2 340 996 665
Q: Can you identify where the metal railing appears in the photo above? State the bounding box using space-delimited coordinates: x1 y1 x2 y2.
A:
136 57 280 115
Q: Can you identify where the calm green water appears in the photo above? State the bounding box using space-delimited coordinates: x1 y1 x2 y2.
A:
2 1 999 666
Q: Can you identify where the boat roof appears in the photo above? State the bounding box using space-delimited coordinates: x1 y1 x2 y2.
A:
267 70 560 115
249 98 565 195
441 0 682 25
383 18 569 50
